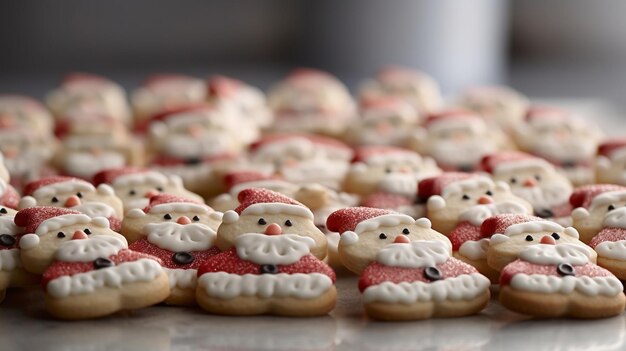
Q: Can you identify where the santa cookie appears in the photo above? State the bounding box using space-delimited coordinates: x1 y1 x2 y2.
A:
359 239 490 320
596 138 626 186
93 167 204 212
588 206 626 279
327 207 450 274
217 188 327 260
484 214 596 273
42 235 169 319
19 176 124 231
514 106 602 186
0 94 54 139
358 66 443 115
569 184 626 244
123 194 222 305
481 151 574 219
267 68 355 136
0 207 38 301
16 207 128 274
419 172 533 235
459 85 528 134
499 243 624 319
196 224 336 316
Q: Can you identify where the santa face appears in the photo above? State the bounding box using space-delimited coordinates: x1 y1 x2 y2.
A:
461 87 527 132
492 167 573 217
61 150 126 180
54 235 127 263
0 96 53 136
573 200 626 243
278 157 349 189
217 212 328 260
21 184 124 219
338 219 451 274
112 175 203 212
518 121 599 164
425 124 497 170
0 130 54 181
132 77 206 119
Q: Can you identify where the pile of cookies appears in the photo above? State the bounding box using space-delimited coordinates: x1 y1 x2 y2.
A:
1 67 626 320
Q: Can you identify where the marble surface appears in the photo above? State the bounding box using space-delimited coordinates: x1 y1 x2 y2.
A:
2 272 626 351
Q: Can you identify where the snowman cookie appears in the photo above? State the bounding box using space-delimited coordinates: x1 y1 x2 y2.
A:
42 235 169 319
19 176 124 231
569 184 626 243
123 194 222 305
589 206 626 279
483 214 596 273
596 138 626 186
326 207 450 274
499 243 624 319
16 207 128 274
93 167 204 212
359 239 490 320
458 85 528 134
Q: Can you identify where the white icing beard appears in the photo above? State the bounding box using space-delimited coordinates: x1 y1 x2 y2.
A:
280 159 348 187
459 200 529 226
530 136 596 162
376 240 449 268
235 233 315 265
162 132 235 158
603 207 626 229
55 236 127 263
512 179 571 209
378 172 418 197
63 151 126 179
428 138 495 167
519 243 591 266
71 202 117 219
144 222 216 252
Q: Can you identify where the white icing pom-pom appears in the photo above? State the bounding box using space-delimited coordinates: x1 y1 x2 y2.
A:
563 227 580 239
489 233 510 246
18 196 37 210
19 234 40 250
96 184 114 196
91 217 110 228
426 196 446 211
571 208 590 221
495 181 510 192
222 210 239 224
415 218 432 229
125 208 146 219
339 231 359 246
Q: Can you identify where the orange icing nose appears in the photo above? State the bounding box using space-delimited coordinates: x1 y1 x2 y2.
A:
177 216 191 225
64 196 81 207
540 235 556 245
523 178 538 187
477 196 493 205
394 235 411 244
264 223 282 235
72 230 88 240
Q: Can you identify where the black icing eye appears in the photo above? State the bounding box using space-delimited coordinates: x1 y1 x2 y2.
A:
608 204 616 211
462 194 470 200
192 216 200 222
551 232 560 240
525 235 533 242
510 177 517 184
534 174 541 181
379 233 387 239
84 228 92 235
156 187 164 192
51 197 59 203
402 228 410 235
258 218 267 225
76 192 83 198
128 189 136 196
285 220 293 227
57 232 66 238
385 168 392 174
164 214 172 220
0 208 6 214
485 190 493 196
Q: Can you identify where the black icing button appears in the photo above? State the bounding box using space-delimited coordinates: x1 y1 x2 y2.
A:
0 234 16 247
424 266 442 282
173 252 194 265
557 263 576 277
93 258 114 270
185 157 202 165
260 264 279 274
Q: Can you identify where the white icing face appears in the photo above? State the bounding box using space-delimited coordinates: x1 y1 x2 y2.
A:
144 221 216 252
495 168 573 213
235 233 315 265
375 240 449 268
62 151 126 179
132 77 206 117
519 243 591 266
54 235 127 263
461 87 527 131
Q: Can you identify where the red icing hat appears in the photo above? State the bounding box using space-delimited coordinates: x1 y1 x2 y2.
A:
15 207 82 234
223 171 281 191
351 146 418 164
570 184 626 209
207 75 243 98
598 138 626 158
23 176 93 197
361 192 412 210
92 167 150 186
143 194 206 213
480 214 546 238
480 151 551 174
423 109 480 129
418 172 476 200
234 188 313 219
326 207 398 235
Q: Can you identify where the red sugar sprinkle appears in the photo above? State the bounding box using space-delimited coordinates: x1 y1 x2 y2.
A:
325 207 395 234
235 188 304 215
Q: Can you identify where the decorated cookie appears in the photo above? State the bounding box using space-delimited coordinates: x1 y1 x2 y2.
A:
409 109 506 172
344 97 420 147
93 167 203 212
267 68 356 136
419 172 533 235
358 66 443 115
0 94 54 138
132 73 207 125
514 106 602 186
249 134 353 190
217 188 328 260
459 85 528 133
42 235 169 319
0 178 19 210
588 206 626 279
327 207 450 274
359 239 490 320
16 207 128 274
123 194 221 305
19 176 124 231
596 138 626 186
499 242 624 318
483 214 596 273
196 229 336 316
481 151 574 219
570 184 626 243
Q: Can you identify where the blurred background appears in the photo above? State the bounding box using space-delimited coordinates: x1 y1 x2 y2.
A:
1 0 626 103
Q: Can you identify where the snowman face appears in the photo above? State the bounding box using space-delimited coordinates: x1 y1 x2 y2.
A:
338 221 451 274
216 213 327 260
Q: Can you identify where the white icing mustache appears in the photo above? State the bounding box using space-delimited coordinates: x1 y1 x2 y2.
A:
64 152 126 179
512 181 571 209
376 240 449 268
429 139 495 166
603 207 626 229
55 236 127 263
72 202 117 219
145 221 216 252
235 233 315 265
531 138 596 162
518 243 591 266
459 201 529 226
378 173 418 197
